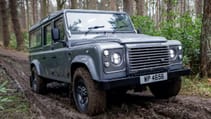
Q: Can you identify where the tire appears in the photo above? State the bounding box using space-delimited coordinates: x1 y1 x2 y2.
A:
31 67 47 94
72 67 106 115
149 77 181 99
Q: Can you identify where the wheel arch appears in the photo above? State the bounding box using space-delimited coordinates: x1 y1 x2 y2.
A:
71 55 100 82
30 60 41 75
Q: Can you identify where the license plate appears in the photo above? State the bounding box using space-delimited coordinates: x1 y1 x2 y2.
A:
140 72 167 84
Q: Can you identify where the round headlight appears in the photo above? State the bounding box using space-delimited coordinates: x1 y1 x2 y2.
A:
104 50 109 56
169 49 176 58
178 46 182 50
111 53 121 65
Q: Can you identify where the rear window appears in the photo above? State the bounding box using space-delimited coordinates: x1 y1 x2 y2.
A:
29 29 42 48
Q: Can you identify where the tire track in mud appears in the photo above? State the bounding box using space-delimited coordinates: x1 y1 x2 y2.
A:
0 52 90 119
1 48 211 119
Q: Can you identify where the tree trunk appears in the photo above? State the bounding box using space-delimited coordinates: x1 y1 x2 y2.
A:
9 0 24 50
100 0 107 10
195 0 203 17
87 0 97 9
110 0 117 11
41 0 48 18
136 0 144 16
71 0 77 9
0 8 2 43
32 0 38 24
26 0 30 29
180 0 186 16
0 0 10 48
123 0 134 16
20 0 27 31
156 0 161 28
57 0 66 10
200 0 211 78
166 0 173 21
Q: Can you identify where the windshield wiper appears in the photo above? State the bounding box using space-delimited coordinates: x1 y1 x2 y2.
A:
85 25 104 35
88 25 104 30
112 25 128 33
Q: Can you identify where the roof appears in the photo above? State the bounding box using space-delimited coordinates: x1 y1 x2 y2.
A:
29 9 126 32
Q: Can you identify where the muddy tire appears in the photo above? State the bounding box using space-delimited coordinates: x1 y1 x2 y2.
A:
31 67 47 94
149 77 181 99
72 67 106 115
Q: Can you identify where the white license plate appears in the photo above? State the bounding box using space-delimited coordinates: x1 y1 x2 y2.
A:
140 72 167 84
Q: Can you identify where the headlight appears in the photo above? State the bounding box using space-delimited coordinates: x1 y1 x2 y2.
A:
169 45 182 62
103 49 125 73
111 53 122 65
103 50 109 56
169 49 176 58
178 46 182 50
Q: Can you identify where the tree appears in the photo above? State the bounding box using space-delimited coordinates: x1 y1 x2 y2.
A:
32 0 38 24
56 0 66 10
87 0 97 9
9 0 24 50
200 0 211 78
0 0 10 48
0 8 2 43
123 0 134 16
71 0 77 9
41 0 48 18
20 0 27 31
166 0 174 21
110 0 117 11
195 0 203 17
180 0 186 16
135 0 144 16
26 0 30 29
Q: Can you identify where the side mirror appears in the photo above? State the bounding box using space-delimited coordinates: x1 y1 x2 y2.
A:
51 28 60 42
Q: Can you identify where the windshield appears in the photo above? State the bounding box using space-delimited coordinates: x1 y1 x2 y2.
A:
66 12 134 33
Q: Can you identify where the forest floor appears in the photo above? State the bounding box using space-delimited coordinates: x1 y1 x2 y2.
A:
0 47 211 119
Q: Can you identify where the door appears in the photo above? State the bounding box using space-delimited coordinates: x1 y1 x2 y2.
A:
50 17 70 82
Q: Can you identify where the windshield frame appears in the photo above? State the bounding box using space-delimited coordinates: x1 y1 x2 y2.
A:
64 11 136 34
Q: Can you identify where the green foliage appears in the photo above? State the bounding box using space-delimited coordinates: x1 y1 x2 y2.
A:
0 81 11 110
131 14 202 73
181 77 211 97
131 16 158 35
9 32 29 51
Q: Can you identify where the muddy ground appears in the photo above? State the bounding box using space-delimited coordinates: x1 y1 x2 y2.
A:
0 47 211 119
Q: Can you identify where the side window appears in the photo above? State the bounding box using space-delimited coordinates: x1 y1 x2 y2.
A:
30 29 41 48
55 18 65 40
44 24 52 45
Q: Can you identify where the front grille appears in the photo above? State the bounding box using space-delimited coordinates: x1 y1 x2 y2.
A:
128 46 169 72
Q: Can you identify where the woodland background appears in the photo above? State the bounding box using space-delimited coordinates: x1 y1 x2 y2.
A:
0 0 210 77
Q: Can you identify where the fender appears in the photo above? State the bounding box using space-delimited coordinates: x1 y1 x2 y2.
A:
71 55 100 81
31 59 41 75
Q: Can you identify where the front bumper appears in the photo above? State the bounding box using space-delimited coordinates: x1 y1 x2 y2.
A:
98 68 190 90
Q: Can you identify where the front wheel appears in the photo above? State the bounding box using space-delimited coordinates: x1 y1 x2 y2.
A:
30 67 47 94
149 77 181 99
72 67 106 115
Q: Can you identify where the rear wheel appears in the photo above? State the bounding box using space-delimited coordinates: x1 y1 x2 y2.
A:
72 67 106 115
149 77 181 99
31 67 47 94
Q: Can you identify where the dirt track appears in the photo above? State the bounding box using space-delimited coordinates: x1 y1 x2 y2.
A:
0 47 211 119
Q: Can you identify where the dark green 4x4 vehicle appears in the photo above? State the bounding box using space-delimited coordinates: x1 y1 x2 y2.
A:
29 9 190 115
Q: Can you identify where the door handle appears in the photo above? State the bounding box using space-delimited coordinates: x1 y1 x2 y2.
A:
51 56 56 59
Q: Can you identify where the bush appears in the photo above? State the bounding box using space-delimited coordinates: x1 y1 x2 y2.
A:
131 15 201 73
0 81 11 110
9 32 29 51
